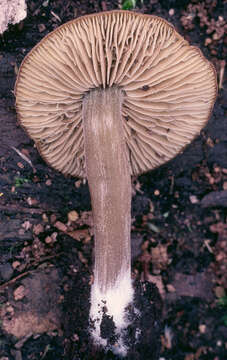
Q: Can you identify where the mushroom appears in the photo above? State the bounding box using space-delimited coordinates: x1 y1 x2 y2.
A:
15 10 217 355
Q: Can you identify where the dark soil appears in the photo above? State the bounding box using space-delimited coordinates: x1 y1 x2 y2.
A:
0 1 227 360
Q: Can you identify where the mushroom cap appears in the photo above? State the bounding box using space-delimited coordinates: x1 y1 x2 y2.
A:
15 10 217 178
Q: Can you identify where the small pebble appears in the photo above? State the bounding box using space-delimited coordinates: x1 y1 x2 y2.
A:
169 9 174 16
14 285 25 301
190 195 199 204
12 261 21 269
68 210 79 222
199 324 206 333
45 179 52 186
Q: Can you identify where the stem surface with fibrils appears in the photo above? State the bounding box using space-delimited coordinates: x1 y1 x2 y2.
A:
83 87 133 352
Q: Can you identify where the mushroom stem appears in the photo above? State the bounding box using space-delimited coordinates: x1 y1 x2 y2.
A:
83 87 133 338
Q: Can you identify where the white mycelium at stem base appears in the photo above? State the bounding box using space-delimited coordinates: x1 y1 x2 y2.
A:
83 87 133 354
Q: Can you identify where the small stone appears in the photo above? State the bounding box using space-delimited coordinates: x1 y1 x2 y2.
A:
14 285 25 301
12 261 21 269
68 210 79 222
190 195 199 204
33 223 44 235
212 33 220 41
154 189 160 196
54 221 67 232
169 9 174 16
199 324 206 333
45 236 52 244
45 179 52 186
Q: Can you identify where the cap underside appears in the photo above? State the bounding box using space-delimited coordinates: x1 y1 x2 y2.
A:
15 11 217 177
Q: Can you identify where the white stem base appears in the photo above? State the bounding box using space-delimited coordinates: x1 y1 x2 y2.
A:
90 271 134 356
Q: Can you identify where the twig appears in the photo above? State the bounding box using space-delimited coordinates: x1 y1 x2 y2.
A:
0 253 63 292
0 203 58 214
50 11 61 22
0 204 43 214
11 146 36 172
169 175 174 195
0 270 34 291
219 60 225 90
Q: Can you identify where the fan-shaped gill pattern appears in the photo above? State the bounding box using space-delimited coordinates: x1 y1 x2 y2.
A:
15 10 217 177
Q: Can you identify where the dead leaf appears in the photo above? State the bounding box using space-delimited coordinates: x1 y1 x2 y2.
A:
67 229 90 242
